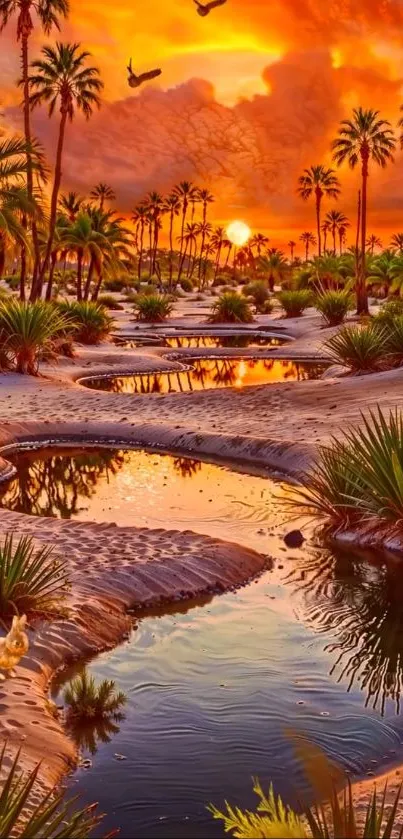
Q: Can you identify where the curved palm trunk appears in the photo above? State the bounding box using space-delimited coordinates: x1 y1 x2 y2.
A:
358 155 369 315
35 109 68 299
224 243 232 269
20 242 27 301
315 187 322 256
21 32 40 298
76 249 83 301
91 266 103 301
84 256 95 300
45 252 57 301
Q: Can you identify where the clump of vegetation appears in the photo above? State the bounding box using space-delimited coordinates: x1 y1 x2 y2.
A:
210 775 403 838
277 289 312 317
242 280 271 313
180 278 194 292
384 314 403 365
374 297 403 326
64 670 126 722
315 289 353 326
208 291 254 323
0 743 104 837
0 300 72 375
133 293 173 322
289 407 403 531
324 323 388 372
97 294 124 310
103 276 131 293
0 535 68 617
58 300 113 344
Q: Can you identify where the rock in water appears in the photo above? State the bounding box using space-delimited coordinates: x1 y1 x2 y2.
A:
284 529 305 548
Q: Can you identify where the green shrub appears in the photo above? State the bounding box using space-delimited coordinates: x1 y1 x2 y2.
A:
374 298 403 327
289 407 403 528
103 276 131 292
0 743 104 837
0 534 68 617
384 314 403 364
58 301 113 344
0 300 73 374
277 289 312 317
210 774 403 838
97 294 124 311
324 324 388 372
208 291 254 323
180 278 193 292
64 670 126 722
242 280 270 312
4 275 20 290
133 293 173 322
315 289 353 326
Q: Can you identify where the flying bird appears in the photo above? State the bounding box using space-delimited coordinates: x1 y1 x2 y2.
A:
127 59 162 88
193 0 227 16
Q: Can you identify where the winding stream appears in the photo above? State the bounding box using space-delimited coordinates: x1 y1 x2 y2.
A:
3 448 403 837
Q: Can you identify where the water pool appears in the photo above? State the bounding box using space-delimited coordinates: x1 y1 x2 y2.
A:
80 358 326 394
114 333 287 349
4 448 403 837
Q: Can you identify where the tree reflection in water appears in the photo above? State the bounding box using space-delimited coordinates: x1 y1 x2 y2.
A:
286 548 403 715
0 448 128 519
172 457 202 478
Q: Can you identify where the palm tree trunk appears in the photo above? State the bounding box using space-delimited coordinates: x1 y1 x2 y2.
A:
224 243 232 269
76 250 83 301
35 109 68 299
305 242 309 262
332 227 336 254
214 244 222 281
138 222 144 280
20 242 27 301
168 210 174 288
177 200 187 281
323 230 327 251
148 223 152 278
0 236 6 280
21 34 40 298
315 188 321 256
91 267 103 301
45 252 57 301
83 256 95 300
359 159 369 315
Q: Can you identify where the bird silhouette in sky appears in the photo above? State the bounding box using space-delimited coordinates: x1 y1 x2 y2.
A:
193 0 228 16
127 59 162 88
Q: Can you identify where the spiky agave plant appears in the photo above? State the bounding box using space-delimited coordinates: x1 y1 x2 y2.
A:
208 291 254 323
323 324 388 372
277 290 312 318
57 301 113 344
0 535 68 617
210 777 403 838
64 670 126 722
0 743 105 838
132 293 173 323
0 300 73 374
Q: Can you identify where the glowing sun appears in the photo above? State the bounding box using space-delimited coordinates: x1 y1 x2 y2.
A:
226 220 251 247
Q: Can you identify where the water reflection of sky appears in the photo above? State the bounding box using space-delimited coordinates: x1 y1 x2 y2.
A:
17 447 403 837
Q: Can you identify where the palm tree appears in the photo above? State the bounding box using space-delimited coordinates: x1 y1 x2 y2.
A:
211 226 226 282
250 233 269 257
131 204 149 280
145 190 163 275
0 136 37 287
332 107 396 314
0 0 69 295
288 240 296 261
162 193 180 287
391 232 403 253
64 212 107 300
29 42 103 298
338 222 350 255
299 231 316 262
59 190 83 222
197 188 214 285
173 181 198 281
177 223 197 282
324 209 349 255
87 208 131 300
259 250 288 291
321 221 330 252
366 233 383 255
90 182 115 212
297 165 340 256
43 212 70 299
366 250 395 298
195 220 212 288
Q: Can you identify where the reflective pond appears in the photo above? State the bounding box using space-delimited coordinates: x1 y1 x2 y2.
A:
115 333 287 349
3 447 403 837
80 358 326 394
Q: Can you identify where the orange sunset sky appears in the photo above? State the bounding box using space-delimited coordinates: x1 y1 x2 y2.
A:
2 0 403 251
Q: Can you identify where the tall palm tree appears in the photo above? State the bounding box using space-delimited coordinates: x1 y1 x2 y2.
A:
173 181 198 281
28 42 103 298
366 234 383 255
90 182 115 212
145 190 163 275
86 207 131 300
391 233 403 253
259 250 288 291
324 209 349 254
299 231 316 262
184 222 199 279
195 220 212 288
288 240 296 261
177 223 197 282
250 232 269 257
321 221 330 252
338 222 350 255
132 203 150 280
162 193 180 287
64 212 107 300
0 0 69 293
0 136 38 287
210 226 226 282
297 165 340 256
58 190 83 222
332 107 396 314
196 188 214 285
